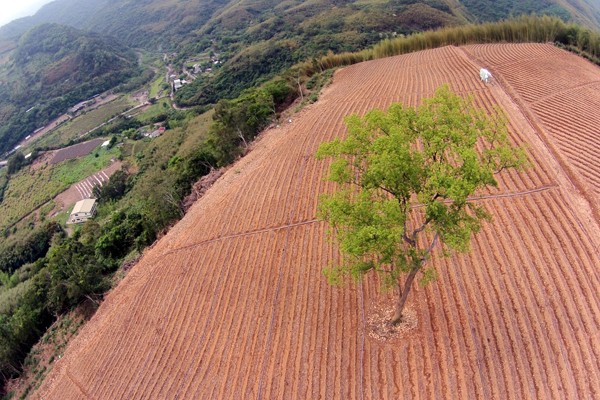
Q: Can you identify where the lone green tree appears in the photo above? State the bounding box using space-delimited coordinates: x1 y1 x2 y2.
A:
317 85 527 325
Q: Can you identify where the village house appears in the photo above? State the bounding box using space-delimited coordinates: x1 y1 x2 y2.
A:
68 199 97 224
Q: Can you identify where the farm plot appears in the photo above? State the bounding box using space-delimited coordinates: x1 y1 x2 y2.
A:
0 146 118 230
32 96 133 150
50 138 106 165
463 43 600 219
35 45 600 399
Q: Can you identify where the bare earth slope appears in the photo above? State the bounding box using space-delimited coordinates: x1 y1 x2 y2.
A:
463 43 600 221
35 44 600 399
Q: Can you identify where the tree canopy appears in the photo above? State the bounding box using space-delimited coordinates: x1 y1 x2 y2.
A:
317 85 528 325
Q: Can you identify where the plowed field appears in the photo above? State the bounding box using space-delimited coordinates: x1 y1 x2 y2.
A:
463 43 600 220
50 138 105 165
35 44 600 399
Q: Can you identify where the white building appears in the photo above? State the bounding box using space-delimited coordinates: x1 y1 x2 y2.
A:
68 199 97 224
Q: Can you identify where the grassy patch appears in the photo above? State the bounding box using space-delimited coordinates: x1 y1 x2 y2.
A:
52 205 73 226
50 146 119 186
135 99 172 124
149 75 168 99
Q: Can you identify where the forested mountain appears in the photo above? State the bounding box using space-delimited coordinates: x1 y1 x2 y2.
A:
0 0 595 154
2 0 599 49
0 23 139 154
1 0 598 109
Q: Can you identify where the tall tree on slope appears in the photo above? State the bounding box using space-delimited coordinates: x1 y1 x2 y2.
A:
317 85 528 325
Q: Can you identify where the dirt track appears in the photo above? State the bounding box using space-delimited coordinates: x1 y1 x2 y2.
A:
34 44 600 399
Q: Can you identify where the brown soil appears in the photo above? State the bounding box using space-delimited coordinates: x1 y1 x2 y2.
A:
367 303 418 342
33 44 600 399
463 43 600 223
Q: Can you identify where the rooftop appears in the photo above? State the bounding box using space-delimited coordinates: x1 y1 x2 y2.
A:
72 198 96 214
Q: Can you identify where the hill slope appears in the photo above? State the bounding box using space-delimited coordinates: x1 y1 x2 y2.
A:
0 23 138 154
34 44 600 399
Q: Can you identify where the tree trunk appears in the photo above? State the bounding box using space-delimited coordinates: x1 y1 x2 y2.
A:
390 268 419 326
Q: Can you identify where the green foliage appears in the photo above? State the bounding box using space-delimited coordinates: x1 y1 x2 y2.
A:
6 153 26 175
461 0 570 22
0 172 7 205
45 235 108 314
0 273 51 382
6 151 39 175
206 79 297 166
95 210 153 259
317 85 527 322
92 169 129 203
0 223 60 274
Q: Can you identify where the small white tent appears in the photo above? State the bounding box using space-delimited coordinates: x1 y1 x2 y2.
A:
480 68 492 83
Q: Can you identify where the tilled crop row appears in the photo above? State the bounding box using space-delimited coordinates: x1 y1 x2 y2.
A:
463 43 600 217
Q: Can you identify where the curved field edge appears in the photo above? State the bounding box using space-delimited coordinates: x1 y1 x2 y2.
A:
34 44 600 399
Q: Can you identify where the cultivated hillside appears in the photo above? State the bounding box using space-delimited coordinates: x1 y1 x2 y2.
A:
34 44 600 399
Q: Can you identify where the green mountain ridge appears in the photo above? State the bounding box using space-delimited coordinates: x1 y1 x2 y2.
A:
2 0 598 49
0 0 598 144
0 23 139 155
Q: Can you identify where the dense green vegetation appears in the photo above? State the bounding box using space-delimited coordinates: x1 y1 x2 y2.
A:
0 23 139 155
3 0 598 109
461 0 570 22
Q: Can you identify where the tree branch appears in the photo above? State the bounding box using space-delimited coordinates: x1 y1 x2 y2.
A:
421 233 440 264
411 217 432 243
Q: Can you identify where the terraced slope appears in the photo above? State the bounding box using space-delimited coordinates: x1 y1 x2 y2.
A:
35 44 600 399
463 43 600 221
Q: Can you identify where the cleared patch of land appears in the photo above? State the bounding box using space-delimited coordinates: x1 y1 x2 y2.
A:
50 139 106 165
53 161 122 213
35 44 600 399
